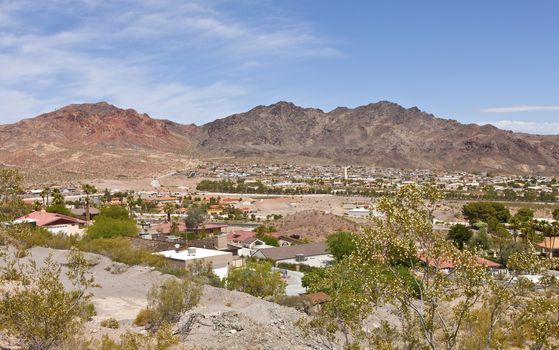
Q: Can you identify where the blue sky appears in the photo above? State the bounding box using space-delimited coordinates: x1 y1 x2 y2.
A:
1 0 558 134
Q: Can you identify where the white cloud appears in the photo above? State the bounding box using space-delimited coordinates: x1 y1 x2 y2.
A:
481 120 559 135
0 0 339 123
482 105 559 113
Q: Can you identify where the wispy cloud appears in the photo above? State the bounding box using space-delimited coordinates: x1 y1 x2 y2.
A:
481 120 559 135
0 0 339 123
481 105 559 113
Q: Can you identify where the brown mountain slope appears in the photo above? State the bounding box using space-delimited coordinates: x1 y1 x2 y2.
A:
196 101 559 174
2 101 559 181
0 102 197 181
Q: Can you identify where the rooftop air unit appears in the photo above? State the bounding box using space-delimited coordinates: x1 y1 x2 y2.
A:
295 254 305 262
187 247 196 256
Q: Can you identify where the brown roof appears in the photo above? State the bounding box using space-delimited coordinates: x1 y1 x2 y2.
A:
537 237 559 250
305 292 330 305
253 242 328 261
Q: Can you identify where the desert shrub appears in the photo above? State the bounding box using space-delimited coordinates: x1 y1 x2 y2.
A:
133 308 157 327
185 260 223 287
137 279 202 329
226 260 286 298
273 295 312 314
78 237 167 268
100 318 120 329
0 250 96 350
277 262 320 273
1 224 75 251
90 323 179 350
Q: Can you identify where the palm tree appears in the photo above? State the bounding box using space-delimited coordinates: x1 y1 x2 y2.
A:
126 191 136 217
43 186 51 206
163 202 175 222
51 188 64 206
81 183 97 222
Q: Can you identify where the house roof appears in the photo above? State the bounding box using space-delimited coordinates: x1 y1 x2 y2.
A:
537 237 559 250
153 222 227 234
253 242 328 261
15 211 86 226
418 253 503 269
226 230 256 242
305 292 330 305
242 237 263 245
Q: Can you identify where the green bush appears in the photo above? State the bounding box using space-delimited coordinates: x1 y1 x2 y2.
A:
78 237 166 268
86 217 138 239
137 279 202 328
46 204 73 217
226 260 286 298
99 205 130 220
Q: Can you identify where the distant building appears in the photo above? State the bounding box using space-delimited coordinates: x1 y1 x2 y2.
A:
346 207 370 218
156 247 236 279
252 242 332 268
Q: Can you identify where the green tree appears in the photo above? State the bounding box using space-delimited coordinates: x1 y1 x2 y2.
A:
462 201 510 225
446 224 472 250
87 217 138 239
0 169 29 222
99 205 129 220
46 203 73 216
326 231 357 261
226 260 285 298
0 249 96 350
163 202 175 222
514 207 534 222
184 207 207 230
81 184 97 222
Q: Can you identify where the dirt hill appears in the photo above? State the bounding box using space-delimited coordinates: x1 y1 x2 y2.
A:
273 209 361 241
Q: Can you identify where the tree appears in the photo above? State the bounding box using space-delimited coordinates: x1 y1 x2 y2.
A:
514 207 534 223
163 202 175 222
51 188 65 206
462 201 510 225
301 184 559 349
87 216 137 239
125 191 137 217
184 207 207 230
326 231 357 261
41 186 51 207
81 184 97 222
99 205 129 220
446 224 472 250
226 260 285 298
553 207 559 221
46 203 73 216
0 169 28 222
0 249 96 350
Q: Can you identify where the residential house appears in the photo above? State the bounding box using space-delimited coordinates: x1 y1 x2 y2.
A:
156 246 237 279
252 242 332 268
14 210 86 236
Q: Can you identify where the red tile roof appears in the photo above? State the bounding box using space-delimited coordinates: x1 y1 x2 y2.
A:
227 230 256 242
16 211 86 226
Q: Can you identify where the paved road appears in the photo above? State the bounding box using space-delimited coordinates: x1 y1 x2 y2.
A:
273 268 306 296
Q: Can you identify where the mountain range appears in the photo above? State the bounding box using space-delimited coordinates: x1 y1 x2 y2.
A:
1 101 558 181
